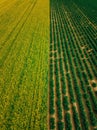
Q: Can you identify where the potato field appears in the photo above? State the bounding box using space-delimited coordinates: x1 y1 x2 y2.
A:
49 0 97 130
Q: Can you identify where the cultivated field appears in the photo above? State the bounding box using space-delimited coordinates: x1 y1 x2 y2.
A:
0 0 49 129
73 0 97 26
49 0 97 130
0 0 97 130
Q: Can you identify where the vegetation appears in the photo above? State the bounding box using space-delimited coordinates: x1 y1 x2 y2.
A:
49 0 97 129
0 0 49 129
0 0 97 129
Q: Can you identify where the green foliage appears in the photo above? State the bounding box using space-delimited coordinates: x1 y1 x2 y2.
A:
72 106 82 130
65 112 72 130
57 121 64 130
92 82 97 88
63 96 70 111
50 117 55 129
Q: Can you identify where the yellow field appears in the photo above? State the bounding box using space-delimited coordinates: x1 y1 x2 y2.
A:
0 0 49 129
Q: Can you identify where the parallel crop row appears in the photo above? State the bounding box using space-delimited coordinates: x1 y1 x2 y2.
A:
49 0 97 130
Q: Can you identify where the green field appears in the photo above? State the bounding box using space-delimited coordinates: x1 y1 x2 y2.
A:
73 0 97 26
49 0 97 130
0 0 97 130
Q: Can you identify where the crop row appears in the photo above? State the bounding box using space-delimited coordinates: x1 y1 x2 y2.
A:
49 0 97 129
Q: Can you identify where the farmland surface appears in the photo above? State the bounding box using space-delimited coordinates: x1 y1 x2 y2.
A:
0 0 49 129
49 0 97 130
0 0 97 130
74 0 97 26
